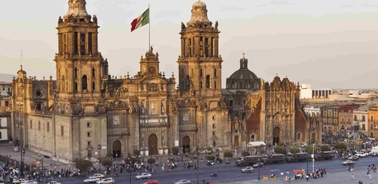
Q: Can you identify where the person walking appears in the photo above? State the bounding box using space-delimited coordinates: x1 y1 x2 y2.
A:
352 173 355 180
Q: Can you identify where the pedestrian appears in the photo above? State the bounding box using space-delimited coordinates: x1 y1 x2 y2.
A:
306 174 309 182
352 173 355 180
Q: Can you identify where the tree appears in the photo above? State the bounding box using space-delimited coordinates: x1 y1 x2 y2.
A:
290 146 300 154
75 159 92 173
147 158 156 165
274 146 287 155
125 157 137 165
101 159 113 170
320 145 331 151
241 151 250 157
224 150 233 158
172 147 179 155
133 149 140 156
334 143 347 151
206 155 215 161
305 146 315 153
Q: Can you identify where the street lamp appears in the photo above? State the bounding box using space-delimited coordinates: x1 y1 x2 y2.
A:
258 165 260 180
128 161 132 184
98 144 101 173
18 103 25 178
196 146 199 184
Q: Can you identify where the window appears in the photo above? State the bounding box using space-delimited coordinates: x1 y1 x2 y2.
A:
251 135 255 141
297 133 300 140
371 116 374 121
92 68 95 77
206 75 210 88
5 101 8 107
200 69 203 77
362 124 366 130
213 140 216 147
212 132 215 136
47 122 49 132
212 116 215 120
341 118 344 122
354 115 357 121
87 132 92 137
61 126 64 136
214 81 216 89
229 100 233 107
73 32 78 54
82 75 88 90
212 124 215 128
74 82 78 91
200 81 202 89
88 141 91 146
92 82 95 91
214 69 217 77
38 121 41 131
88 32 92 54
36 103 42 110
87 122 91 128
80 33 85 55
74 68 78 79
30 120 32 129
87 150 92 158
362 116 365 121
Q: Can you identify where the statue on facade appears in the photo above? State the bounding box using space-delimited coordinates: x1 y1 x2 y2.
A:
215 21 219 29
161 102 165 114
141 136 145 147
141 103 145 114
161 136 165 147
181 22 186 30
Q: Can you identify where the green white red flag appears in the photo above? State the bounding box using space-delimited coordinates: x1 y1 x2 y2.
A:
131 8 150 32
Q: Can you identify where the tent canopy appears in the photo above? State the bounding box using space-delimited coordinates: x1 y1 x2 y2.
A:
247 141 266 147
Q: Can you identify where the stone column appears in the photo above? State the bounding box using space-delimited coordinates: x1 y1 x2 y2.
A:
181 38 185 57
214 38 219 57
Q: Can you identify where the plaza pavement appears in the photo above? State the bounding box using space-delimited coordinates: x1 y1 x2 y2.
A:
220 168 375 184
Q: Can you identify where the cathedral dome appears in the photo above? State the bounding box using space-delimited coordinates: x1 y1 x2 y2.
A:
187 0 211 27
228 56 258 80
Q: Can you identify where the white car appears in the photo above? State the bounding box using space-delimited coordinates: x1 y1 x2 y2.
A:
241 166 254 173
93 173 106 179
136 173 152 180
84 176 100 183
13 179 27 184
355 152 368 158
47 182 62 184
24 181 37 184
96 178 114 184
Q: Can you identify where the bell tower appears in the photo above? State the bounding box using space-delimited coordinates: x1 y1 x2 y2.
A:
177 0 222 97
54 0 108 99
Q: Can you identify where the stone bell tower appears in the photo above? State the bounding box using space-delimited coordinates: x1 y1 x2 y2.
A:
54 0 108 99
177 0 222 97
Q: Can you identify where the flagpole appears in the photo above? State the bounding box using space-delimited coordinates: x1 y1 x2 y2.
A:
149 4 151 51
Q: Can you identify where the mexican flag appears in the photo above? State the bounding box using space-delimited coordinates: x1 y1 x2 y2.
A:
131 8 150 32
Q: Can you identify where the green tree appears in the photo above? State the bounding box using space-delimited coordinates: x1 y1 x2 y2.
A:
290 146 300 154
147 158 156 165
274 146 287 155
224 150 233 158
305 146 315 153
241 151 250 157
75 159 92 173
334 143 347 151
101 159 113 170
206 155 215 161
133 149 140 156
125 157 137 165
320 145 331 151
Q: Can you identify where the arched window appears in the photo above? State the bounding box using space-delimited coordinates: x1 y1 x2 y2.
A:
206 75 210 88
74 68 78 79
74 82 78 91
92 68 95 77
251 135 255 141
214 81 217 89
92 82 95 90
200 81 202 89
200 69 203 77
214 69 217 77
82 75 88 90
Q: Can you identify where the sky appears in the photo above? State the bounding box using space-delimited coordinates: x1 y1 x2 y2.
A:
1 0 378 89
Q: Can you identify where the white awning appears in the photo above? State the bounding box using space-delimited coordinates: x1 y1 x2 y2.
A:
247 141 266 147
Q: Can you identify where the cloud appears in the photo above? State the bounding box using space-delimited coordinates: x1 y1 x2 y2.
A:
270 0 295 6
219 6 246 12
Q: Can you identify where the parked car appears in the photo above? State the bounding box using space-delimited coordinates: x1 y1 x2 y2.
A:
355 152 368 158
96 178 114 184
93 173 105 179
136 173 152 180
174 179 192 184
84 176 100 183
144 180 159 184
348 155 359 161
253 162 264 168
241 166 254 173
342 160 355 165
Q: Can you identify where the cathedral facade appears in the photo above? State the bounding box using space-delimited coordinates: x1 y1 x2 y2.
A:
11 0 230 162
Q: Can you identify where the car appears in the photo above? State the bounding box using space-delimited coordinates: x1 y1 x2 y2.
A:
24 181 37 184
93 173 105 179
47 182 61 184
174 179 192 184
84 176 100 183
96 178 114 184
343 160 355 165
356 152 368 158
253 162 264 168
348 155 359 161
144 180 159 184
136 173 152 180
241 166 254 173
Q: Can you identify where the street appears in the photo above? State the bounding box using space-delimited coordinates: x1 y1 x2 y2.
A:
50 156 377 184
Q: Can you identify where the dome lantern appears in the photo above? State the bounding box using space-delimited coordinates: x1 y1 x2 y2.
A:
187 0 212 27
64 0 89 19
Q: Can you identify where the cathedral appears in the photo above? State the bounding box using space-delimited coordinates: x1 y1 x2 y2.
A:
11 0 319 162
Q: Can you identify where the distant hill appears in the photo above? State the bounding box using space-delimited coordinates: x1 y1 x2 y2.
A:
0 73 16 82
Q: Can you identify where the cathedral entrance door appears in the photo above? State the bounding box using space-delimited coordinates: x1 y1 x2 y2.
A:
148 134 158 155
273 127 280 146
182 136 190 153
234 135 239 148
112 140 121 158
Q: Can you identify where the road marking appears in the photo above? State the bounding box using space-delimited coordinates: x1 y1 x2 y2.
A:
270 169 280 171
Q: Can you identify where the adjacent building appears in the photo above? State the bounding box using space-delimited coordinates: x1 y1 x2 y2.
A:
338 104 360 132
368 105 378 138
353 106 369 135
321 106 339 133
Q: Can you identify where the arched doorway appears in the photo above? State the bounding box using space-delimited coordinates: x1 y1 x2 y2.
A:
112 140 121 158
311 133 316 144
182 136 190 153
148 134 158 155
273 127 280 145
234 135 239 148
